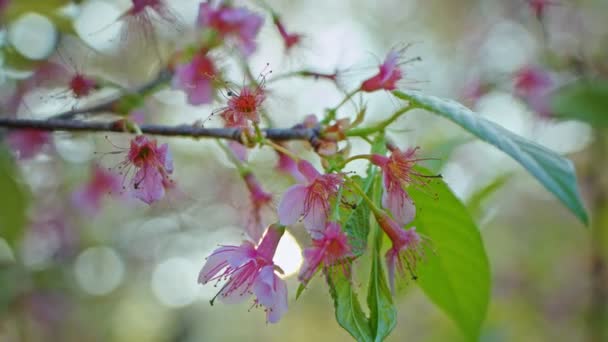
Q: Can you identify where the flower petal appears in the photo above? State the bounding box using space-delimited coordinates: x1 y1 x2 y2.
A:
132 166 165 204
278 184 307 225
298 247 324 284
253 266 288 323
303 199 327 239
385 248 398 294
297 160 320 182
382 186 416 226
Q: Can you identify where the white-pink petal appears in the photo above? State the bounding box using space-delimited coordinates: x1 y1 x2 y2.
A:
278 184 307 225
253 266 288 323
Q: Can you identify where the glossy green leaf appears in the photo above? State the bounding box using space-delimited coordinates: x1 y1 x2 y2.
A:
366 177 397 342
0 149 28 246
394 90 588 226
551 80 608 126
327 272 373 342
408 171 490 341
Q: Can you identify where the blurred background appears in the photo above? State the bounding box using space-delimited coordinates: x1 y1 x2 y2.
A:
0 0 607 341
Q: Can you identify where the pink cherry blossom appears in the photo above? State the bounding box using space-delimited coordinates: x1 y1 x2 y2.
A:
272 15 303 51
115 0 181 67
513 66 555 118
3 61 84 114
35 61 98 100
513 65 552 98
243 172 274 242
72 165 122 216
375 213 426 292
220 85 265 128
360 49 403 92
526 0 558 19
277 160 343 238
171 51 216 106
199 224 288 323
370 147 420 226
6 129 52 159
298 222 353 285
116 135 174 204
197 1 264 56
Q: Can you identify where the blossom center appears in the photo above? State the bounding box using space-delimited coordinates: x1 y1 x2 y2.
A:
70 75 95 98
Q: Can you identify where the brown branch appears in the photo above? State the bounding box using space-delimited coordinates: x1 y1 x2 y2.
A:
0 118 320 143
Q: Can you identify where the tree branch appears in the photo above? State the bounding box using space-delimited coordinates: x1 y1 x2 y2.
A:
0 117 319 143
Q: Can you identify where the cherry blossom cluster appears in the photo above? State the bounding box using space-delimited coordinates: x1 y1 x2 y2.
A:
1 0 432 324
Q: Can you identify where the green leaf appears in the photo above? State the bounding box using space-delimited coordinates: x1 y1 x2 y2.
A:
551 80 608 126
295 283 306 300
0 149 28 246
344 197 370 256
327 272 373 342
394 90 589 226
409 170 490 341
342 134 387 256
366 176 397 342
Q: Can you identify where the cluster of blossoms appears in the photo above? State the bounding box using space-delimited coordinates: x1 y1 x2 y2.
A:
195 44 430 321
2 0 432 325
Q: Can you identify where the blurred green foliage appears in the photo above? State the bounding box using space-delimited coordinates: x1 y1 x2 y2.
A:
0 148 27 247
552 80 608 127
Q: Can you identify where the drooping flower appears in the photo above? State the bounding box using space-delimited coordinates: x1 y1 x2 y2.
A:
220 85 265 128
115 0 181 67
298 222 353 285
116 135 174 204
272 15 303 51
526 0 558 19
129 0 169 16
243 172 274 242
72 165 122 216
6 129 52 159
375 212 426 292
360 49 403 92
370 147 420 226
277 160 343 238
197 1 264 56
171 50 216 106
199 224 288 323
